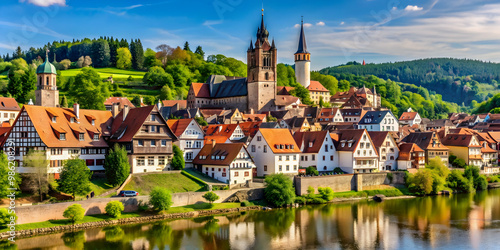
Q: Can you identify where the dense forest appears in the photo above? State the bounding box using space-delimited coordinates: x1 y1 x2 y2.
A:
320 58 500 106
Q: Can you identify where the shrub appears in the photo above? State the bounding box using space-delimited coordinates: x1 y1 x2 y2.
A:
149 187 173 211
318 187 334 201
203 191 219 205
407 169 433 195
488 175 500 183
474 175 488 191
264 174 296 207
0 208 17 229
105 201 125 218
241 201 253 207
333 167 344 174
447 170 473 193
63 204 85 225
306 196 327 204
307 186 315 196
306 166 319 176
127 75 134 81
294 196 306 205
137 200 149 212
386 173 393 183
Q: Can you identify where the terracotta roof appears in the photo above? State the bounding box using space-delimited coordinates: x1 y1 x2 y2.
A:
19 105 112 148
204 124 239 137
0 127 12 146
397 143 424 161
476 132 496 144
357 86 373 95
191 83 210 98
162 100 187 109
1 121 11 127
238 121 262 138
167 118 197 137
399 112 418 121
259 128 300 153
0 97 20 111
307 81 329 92
199 108 225 117
275 95 300 106
341 95 365 108
277 86 295 95
441 134 481 147
242 114 266 122
103 97 135 109
401 132 448 151
331 129 368 152
293 130 328 153
204 135 230 144
367 131 391 150
193 143 249 166
481 144 497 153
318 108 340 120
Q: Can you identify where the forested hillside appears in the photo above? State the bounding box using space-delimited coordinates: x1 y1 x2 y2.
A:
320 58 500 106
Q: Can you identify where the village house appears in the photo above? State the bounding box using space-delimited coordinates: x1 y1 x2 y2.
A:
103 97 135 112
193 142 256 185
401 132 449 164
399 111 422 126
340 108 367 123
317 108 343 125
0 97 20 125
397 143 425 171
248 128 300 176
109 105 176 173
203 124 246 142
440 133 483 167
3 104 112 176
368 131 399 171
331 129 378 174
293 130 338 172
358 110 399 132
167 118 205 168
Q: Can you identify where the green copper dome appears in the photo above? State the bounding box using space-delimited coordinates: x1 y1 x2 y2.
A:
36 57 57 74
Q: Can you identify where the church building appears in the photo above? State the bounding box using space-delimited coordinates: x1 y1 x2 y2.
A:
35 51 59 107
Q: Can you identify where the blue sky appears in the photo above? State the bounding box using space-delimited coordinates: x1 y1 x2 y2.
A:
2 0 500 70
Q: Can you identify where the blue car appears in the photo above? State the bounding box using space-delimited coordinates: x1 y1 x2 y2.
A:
119 190 139 197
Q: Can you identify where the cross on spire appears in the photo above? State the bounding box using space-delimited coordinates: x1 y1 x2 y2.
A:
45 49 49 62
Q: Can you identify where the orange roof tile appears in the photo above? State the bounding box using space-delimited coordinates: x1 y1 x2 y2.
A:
307 80 329 92
259 128 300 153
399 112 418 121
167 118 196 137
191 83 210 98
162 100 187 109
0 97 20 111
104 97 136 109
204 135 230 144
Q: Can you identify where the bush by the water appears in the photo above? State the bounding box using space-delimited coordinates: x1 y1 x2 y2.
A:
63 204 85 225
318 187 334 201
149 187 173 211
0 208 17 228
294 196 306 204
264 174 296 207
105 201 125 218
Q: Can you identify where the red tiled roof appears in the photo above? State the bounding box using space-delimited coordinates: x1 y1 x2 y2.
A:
242 114 266 122
441 134 481 147
103 97 135 109
399 112 418 121
259 128 300 153
293 130 328 153
275 95 300 106
162 100 187 109
193 143 248 166
204 135 230 144
332 129 367 152
238 121 262 138
204 124 239 137
307 81 329 92
191 83 210 98
199 108 225 117
397 143 424 161
167 118 196 137
0 97 20 111
367 131 391 150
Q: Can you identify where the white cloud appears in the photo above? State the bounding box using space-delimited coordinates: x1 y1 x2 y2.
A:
340 21 345 25
203 20 223 26
19 0 66 7
304 23 312 28
404 5 423 11
294 24 300 28
316 21 325 26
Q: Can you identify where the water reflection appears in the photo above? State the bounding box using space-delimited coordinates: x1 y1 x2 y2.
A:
15 189 500 249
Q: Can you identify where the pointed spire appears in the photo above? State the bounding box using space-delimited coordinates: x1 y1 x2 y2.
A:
249 39 254 51
271 38 276 49
45 49 49 62
363 60 366 66
295 16 309 54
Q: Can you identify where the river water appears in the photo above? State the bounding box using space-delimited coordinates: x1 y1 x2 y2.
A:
13 189 500 249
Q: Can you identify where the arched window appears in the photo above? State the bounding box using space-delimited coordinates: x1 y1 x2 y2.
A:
46 77 49 85
265 72 269 80
39 76 42 85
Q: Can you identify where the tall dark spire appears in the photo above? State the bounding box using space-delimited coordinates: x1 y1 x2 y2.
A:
256 9 269 44
296 17 308 54
248 39 254 51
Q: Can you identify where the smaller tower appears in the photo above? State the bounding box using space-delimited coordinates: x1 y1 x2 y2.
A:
35 50 59 107
294 17 311 88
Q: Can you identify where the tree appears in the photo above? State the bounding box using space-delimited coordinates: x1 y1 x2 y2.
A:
447 170 473 193
58 59 71 70
91 39 111 67
149 187 173 211
69 67 109 110
143 66 174 87
318 187 334 201
307 186 315 196
105 201 125 218
264 174 296 207
0 208 17 229
202 191 219 206
289 85 313 105
143 48 162 69
159 85 173 101
171 145 185 170
104 144 130 186
116 47 132 69
8 58 35 104
266 115 277 122
13 46 24 59
156 44 173 66
195 46 205 59
407 169 433 195
0 153 20 199
23 149 49 201
306 166 319 176
195 116 207 126
183 41 191 52
60 95 68 108
57 158 92 201
63 204 85 225
130 39 144 70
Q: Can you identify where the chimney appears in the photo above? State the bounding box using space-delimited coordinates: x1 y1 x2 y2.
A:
123 105 129 121
157 99 162 109
212 139 216 147
140 97 143 106
112 103 119 118
250 108 254 115
218 126 222 133
73 103 80 119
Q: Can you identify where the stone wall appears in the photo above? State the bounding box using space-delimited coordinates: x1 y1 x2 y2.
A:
294 172 405 196
14 188 264 224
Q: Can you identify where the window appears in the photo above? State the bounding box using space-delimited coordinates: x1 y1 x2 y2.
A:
161 140 167 146
218 168 221 172
325 145 328 152
286 155 290 161
85 159 95 166
390 148 395 153
150 126 156 133
51 148 62 155
69 149 79 155
263 145 267 153
264 165 268 171
312 155 315 161
251 145 256 152
390 156 394 160
148 156 154 165
330 155 334 161
96 159 105 165
186 152 193 160
294 165 297 170
186 141 192 148
60 133 66 141
279 155 282 161
137 157 145 166
158 156 165 165
286 165 289 171
79 133 84 141
151 140 156 147
257 136 262 141
234 171 239 177
245 171 249 177
138 140 144 146
195 141 202 148
51 117 56 122
293 155 297 161
93 134 99 141
323 156 326 160
279 165 282 171
150 115 155 121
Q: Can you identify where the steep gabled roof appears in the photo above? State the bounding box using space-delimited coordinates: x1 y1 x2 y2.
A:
293 130 328 153
204 124 239 137
399 112 418 121
104 97 135 109
318 108 340 120
275 95 300 106
191 83 210 98
367 131 391 150
401 132 448 150
193 143 248 166
307 81 328 92
212 78 248 98
162 100 187 109
359 110 395 125
331 129 367 152
258 128 300 153
277 86 295 95
397 143 424 161
441 134 481 147
0 97 20 111
166 118 199 138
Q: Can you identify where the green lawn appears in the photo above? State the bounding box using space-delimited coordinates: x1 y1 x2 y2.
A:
328 187 407 199
166 202 241 214
183 168 225 184
50 177 115 200
59 67 145 79
123 172 206 195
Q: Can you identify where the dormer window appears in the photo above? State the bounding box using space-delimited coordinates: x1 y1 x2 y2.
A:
70 117 75 123
60 133 66 141
308 142 313 147
52 117 56 123
93 134 99 141
341 143 345 147
211 156 215 160
216 156 220 160
91 120 95 126
79 133 84 141
348 142 352 147
221 156 225 160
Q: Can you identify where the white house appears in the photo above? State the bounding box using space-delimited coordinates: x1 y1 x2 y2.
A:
331 129 378 174
167 118 205 168
399 110 422 126
293 130 338 172
368 131 400 171
193 142 255 185
317 108 343 124
358 110 399 132
248 128 301 176
204 124 245 141
0 97 20 125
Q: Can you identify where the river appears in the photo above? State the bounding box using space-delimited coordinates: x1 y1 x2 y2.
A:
12 188 500 249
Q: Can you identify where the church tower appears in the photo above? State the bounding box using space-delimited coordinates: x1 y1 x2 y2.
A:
294 18 310 88
247 10 277 113
35 51 59 107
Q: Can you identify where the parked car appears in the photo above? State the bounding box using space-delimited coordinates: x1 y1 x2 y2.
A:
119 190 139 197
